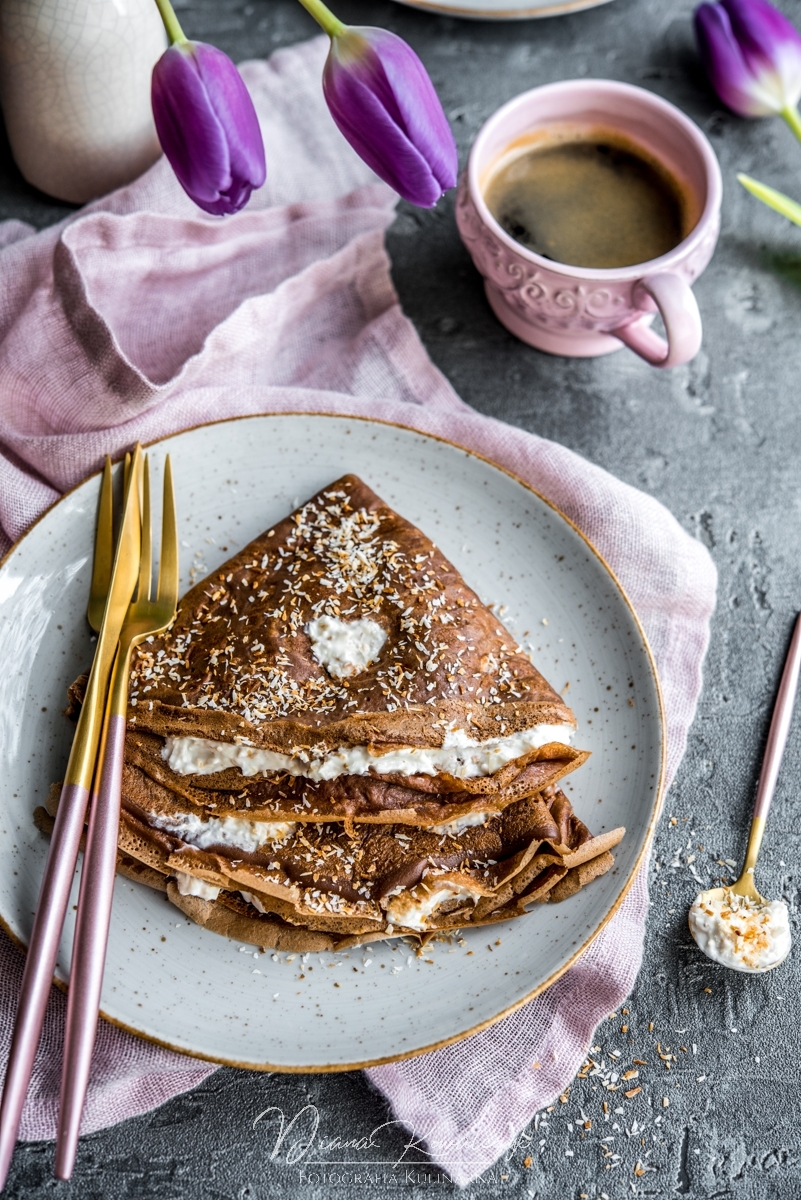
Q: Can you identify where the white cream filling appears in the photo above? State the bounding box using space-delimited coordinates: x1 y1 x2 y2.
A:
174 870 220 901
151 810 296 854
163 723 574 783
430 811 490 836
384 877 485 932
306 614 387 678
688 888 791 972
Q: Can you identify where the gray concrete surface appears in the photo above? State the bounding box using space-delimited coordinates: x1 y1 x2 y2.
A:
3 0 801 1195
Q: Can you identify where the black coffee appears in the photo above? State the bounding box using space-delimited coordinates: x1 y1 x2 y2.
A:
485 134 687 269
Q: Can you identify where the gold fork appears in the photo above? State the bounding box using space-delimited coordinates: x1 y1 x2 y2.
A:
0 449 141 1192
55 454 179 1180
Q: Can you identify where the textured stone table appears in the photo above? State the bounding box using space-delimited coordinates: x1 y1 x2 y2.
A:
3 0 801 1195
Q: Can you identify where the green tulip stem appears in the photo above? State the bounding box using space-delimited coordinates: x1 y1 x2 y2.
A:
295 0 346 38
781 105 801 146
737 173 801 227
153 0 188 46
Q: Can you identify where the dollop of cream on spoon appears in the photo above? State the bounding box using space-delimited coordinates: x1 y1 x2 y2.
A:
688 887 791 973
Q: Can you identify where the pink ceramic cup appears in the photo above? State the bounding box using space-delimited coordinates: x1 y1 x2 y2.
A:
456 80 722 367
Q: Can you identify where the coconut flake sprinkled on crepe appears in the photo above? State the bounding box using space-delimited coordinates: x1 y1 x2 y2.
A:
47 474 626 950
106 784 624 943
125 474 577 758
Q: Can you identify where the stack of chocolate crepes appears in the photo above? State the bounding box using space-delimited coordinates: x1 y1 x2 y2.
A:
41 475 624 951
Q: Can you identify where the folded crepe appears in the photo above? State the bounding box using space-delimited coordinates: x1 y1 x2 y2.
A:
37 783 624 952
51 473 623 947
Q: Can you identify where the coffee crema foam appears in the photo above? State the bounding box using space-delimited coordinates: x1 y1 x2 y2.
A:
484 126 693 270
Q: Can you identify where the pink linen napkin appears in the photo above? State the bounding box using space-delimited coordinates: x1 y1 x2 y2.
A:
0 34 716 1185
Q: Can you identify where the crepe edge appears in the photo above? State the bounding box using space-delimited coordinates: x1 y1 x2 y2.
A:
36 786 625 949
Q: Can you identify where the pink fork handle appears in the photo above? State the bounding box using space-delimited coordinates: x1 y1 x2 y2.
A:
612 272 703 368
752 612 801 823
55 713 126 1180
0 783 89 1190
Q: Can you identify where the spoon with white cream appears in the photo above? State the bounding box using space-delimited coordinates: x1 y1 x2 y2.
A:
689 612 801 973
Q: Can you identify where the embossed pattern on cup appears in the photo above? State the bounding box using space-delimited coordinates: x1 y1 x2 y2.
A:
457 178 720 334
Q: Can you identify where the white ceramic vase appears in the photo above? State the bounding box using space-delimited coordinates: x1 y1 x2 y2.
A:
0 0 167 204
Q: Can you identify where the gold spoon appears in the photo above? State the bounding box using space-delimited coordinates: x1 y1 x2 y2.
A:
688 611 801 973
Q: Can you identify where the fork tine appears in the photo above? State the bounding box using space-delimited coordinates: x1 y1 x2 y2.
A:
138 456 152 602
157 456 179 606
87 458 113 631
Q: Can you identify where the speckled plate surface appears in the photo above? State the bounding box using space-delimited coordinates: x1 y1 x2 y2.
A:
0 413 663 1070
390 0 614 21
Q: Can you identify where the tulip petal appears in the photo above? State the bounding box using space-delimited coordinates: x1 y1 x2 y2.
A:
722 0 801 109
323 28 457 208
152 45 233 206
324 70 439 205
694 0 801 117
152 41 266 216
193 43 266 204
350 28 458 193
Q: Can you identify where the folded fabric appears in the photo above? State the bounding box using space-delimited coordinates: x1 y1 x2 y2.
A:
0 34 716 1186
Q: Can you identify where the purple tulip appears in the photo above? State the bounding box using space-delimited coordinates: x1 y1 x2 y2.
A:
151 41 266 216
322 27 458 208
694 0 801 118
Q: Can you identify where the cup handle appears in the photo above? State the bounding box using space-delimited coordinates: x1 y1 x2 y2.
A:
611 272 702 368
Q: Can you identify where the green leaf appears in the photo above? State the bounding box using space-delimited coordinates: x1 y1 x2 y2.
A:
737 173 801 227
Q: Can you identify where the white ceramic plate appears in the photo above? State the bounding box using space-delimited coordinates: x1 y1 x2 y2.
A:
0 414 663 1070
390 0 614 22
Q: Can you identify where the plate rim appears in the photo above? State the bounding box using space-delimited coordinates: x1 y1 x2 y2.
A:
0 410 666 1072
389 0 614 21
